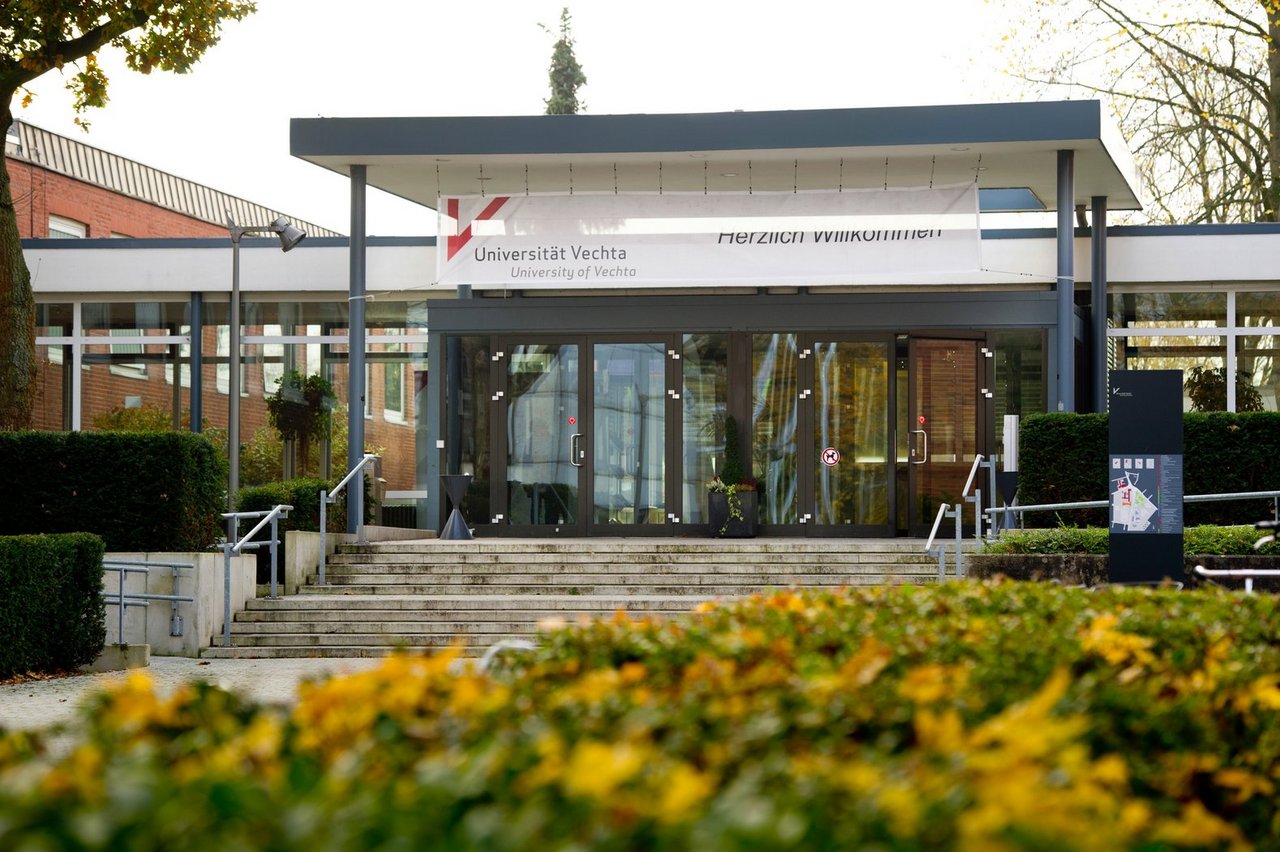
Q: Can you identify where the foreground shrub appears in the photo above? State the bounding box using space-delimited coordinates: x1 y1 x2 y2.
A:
984 524 1279 555
0 534 105 678
2 582 1279 848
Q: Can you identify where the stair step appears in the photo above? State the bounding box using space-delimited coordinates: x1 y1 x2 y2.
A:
294 582 921 596
243 594 710 611
218 632 535 648
212 538 951 657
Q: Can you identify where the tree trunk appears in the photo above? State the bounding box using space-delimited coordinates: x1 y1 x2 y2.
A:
1266 5 1280 221
0 103 36 430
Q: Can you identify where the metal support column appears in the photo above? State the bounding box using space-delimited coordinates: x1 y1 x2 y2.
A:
425 329 444 531
190 292 203 432
446 285 471 477
1091 196 1108 413
1056 149 1076 413
347 165 367 535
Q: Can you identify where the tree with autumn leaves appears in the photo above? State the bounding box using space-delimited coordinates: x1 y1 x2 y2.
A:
0 1 256 430
1001 0 1280 225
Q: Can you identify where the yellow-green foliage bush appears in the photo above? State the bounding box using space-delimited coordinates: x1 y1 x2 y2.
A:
2 581 1279 849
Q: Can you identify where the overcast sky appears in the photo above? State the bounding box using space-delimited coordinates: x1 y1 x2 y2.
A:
16 0 1017 236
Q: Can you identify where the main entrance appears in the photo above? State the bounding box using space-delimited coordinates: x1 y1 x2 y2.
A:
494 336 676 535
472 331 990 537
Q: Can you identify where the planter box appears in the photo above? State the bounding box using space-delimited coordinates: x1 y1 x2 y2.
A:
708 490 759 538
970 553 1280 591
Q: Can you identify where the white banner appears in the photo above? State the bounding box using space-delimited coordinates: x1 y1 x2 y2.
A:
436 186 980 289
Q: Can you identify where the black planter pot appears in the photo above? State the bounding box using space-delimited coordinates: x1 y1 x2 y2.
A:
708 490 759 538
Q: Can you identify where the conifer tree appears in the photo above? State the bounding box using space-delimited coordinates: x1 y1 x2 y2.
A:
544 8 586 115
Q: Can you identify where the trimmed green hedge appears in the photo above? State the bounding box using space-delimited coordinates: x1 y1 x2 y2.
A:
1019 411 1280 527
0 432 225 551
983 525 1280 555
0 534 105 678
236 476 373 534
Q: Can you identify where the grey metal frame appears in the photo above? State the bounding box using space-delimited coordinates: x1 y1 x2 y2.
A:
102 559 196 645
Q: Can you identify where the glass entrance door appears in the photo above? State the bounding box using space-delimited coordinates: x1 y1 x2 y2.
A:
810 338 893 535
493 337 673 536
750 334 893 536
500 341 585 534
908 337 987 535
589 340 670 532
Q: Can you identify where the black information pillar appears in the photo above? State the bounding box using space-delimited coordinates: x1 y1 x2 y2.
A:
1108 370 1184 583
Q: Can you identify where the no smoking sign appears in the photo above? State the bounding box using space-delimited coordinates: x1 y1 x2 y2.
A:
821 447 840 466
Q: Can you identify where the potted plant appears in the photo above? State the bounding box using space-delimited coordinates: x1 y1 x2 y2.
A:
707 414 760 537
266 370 336 477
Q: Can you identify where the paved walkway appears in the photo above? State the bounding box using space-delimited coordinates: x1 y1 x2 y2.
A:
0 657 387 732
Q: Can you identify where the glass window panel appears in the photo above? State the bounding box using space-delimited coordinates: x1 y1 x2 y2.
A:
1113 336 1225 411
108 329 147 380
1108 292 1226 328
83 302 188 333
237 301 347 332
383 342 406 423
36 303 73 337
1238 292 1280 330
82 344 183 431
1238 335 1278 412
454 337 491 522
993 330 1045 457
261 325 285 397
33 345 71 430
681 333 728 525
752 333 799 526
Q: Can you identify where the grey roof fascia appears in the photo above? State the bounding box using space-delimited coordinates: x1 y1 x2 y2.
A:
291 101 1107 159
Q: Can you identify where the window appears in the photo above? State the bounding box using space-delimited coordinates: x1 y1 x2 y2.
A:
384 343 405 423
108 329 148 380
215 327 246 396
48 215 87 239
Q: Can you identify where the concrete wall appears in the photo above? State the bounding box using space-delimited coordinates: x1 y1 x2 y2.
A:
103 551 257 656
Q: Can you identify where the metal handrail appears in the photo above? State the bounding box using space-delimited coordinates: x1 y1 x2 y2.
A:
1193 520 1279 594
984 489 1280 525
319 453 379 586
220 504 292 647
102 560 195 647
924 502 949 553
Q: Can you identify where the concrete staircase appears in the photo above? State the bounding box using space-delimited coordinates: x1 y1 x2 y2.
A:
201 538 944 659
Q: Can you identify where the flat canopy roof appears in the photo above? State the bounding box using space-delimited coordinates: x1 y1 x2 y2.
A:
290 100 1142 213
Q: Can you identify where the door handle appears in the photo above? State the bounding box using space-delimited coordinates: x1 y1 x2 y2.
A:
569 433 583 467
911 429 928 464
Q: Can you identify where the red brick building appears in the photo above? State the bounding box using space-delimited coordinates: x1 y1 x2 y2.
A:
11 118 423 493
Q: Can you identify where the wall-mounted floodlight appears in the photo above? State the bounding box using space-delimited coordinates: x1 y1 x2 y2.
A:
225 210 307 509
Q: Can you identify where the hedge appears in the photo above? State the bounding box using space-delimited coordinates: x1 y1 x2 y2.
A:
2 582 1279 848
983 524 1280 555
1019 411 1280 527
0 432 225 552
236 476 373 534
0 534 105 678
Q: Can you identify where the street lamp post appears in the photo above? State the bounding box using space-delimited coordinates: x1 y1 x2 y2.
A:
226 212 306 509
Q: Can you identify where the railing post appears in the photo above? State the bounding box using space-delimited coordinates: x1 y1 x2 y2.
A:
355 465 367 545
269 514 280 600
222 542 232 648
117 561 126 645
319 489 328 586
954 504 964 578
